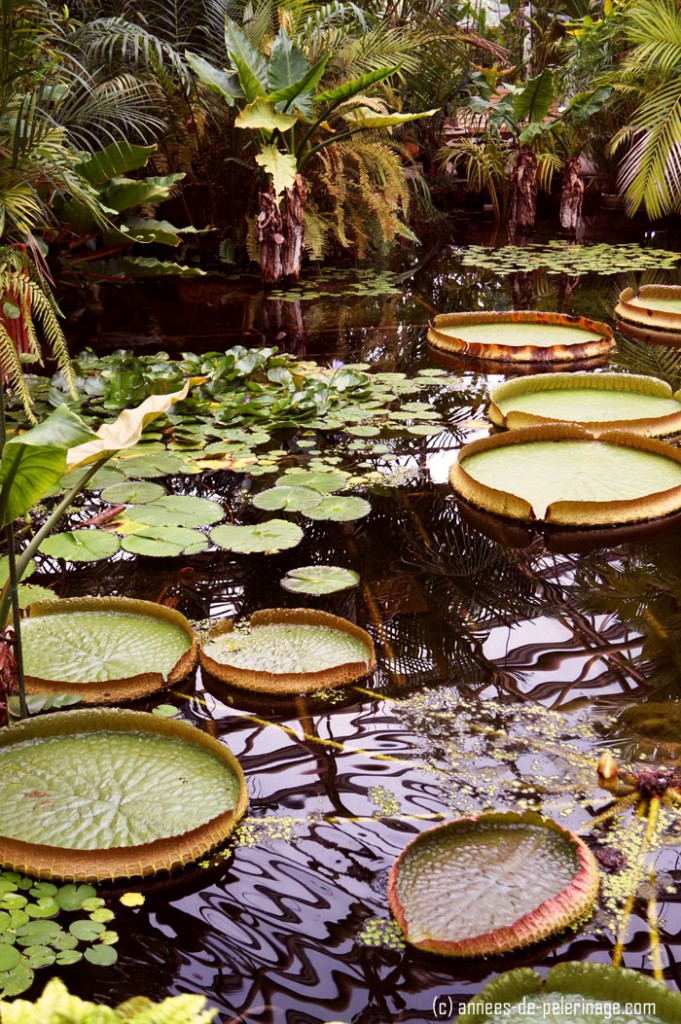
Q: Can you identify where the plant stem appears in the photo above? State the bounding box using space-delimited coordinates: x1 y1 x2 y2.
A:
0 456 109 629
6 523 27 718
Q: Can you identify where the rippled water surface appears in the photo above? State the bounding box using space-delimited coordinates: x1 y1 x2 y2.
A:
32 216 681 1020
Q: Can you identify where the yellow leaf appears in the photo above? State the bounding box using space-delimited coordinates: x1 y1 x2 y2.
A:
119 892 146 907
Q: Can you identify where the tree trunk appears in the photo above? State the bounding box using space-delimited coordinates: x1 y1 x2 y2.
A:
560 156 584 234
256 174 307 285
509 146 537 234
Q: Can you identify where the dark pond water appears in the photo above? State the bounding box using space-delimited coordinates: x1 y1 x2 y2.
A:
29 213 681 1020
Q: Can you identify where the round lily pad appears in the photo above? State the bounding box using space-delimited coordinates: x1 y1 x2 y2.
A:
388 811 599 957
460 962 681 1023
304 496 371 522
121 526 208 558
120 453 186 478
200 608 375 694
450 425 681 526
100 481 166 504
124 495 223 528
428 310 613 363
280 566 360 595
0 708 248 881
489 372 681 437
253 486 323 513
211 519 303 554
277 468 349 492
21 597 197 703
616 284 681 333
39 531 121 563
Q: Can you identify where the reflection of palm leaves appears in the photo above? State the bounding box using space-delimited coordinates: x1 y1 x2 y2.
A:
613 339 681 390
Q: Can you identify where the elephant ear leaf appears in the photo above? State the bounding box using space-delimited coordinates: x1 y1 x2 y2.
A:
0 407 98 525
185 51 244 104
513 69 554 124
255 145 298 196
65 380 199 471
224 19 268 103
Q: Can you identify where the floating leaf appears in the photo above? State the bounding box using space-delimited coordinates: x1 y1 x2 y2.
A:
121 526 208 558
388 812 599 956
120 452 186 478
201 609 375 694
253 486 323 513
122 494 223 528
278 468 348 492
56 885 97 912
100 481 166 504
84 943 118 966
211 519 303 553
119 892 145 907
39 531 121 563
304 496 371 522
0 708 248 880
280 565 359 595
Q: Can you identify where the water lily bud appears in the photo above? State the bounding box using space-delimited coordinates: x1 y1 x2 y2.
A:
598 751 618 781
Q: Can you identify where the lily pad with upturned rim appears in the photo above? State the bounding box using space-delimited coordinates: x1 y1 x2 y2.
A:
21 597 197 703
428 310 613 364
280 566 360 596
388 811 599 957
488 373 681 437
616 284 681 334
450 424 681 526
200 608 375 694
457 962 681 1022
0 708 247 881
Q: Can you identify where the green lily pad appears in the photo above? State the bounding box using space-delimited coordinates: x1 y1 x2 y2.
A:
39 531 121 563
22 945 56 968
280 566 360 595
0 946 20 971
0 960 33 996
124 494 223 528
21 597 196 702
121 526 208 558
346 425 381 437
0 708 248 880
459 962 681 1023
69 919 105 941
211 519 303 554
278 468 349 492
120 452 186 478
201 609 375 694
56 885 97 911
84 943 118 966
100 481 166 504
388 811 599 957
253 486 323 513
15 920 61 946
304 496 371 522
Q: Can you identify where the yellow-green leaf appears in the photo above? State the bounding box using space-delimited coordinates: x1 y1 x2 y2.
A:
255 145 298 196
235 99 297 132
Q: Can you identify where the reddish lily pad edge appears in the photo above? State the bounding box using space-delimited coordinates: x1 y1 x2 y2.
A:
457 962 681 1023
387 810 599 957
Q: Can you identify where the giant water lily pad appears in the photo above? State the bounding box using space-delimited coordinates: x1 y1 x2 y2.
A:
21 598 197 703
388 811 598 957
450 425 681 526
458 962 681 1022
200 609 375 694
616 285 681 333
489 373 681 436
428 311 613 363
0 708 247 880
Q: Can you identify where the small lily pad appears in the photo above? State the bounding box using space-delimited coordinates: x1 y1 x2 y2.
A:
304 496 371 522
280 566 360 595
84 943 118 966
126 495 223 528
39 531 120 563
211 520 303 554
100 481 166 504
121 526 208 558
253 486 323 513
278 468 348 492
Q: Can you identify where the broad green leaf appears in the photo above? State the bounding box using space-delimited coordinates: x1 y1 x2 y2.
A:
304 496 371 521
100 481 165 504
252 485 322 512
340 106 438 129
66 382 195 471
211 519 303 553
0 558 35 585
22 606 192 684
278 468 348 492
76 142 156 186
280 565 359 595
56 885 97 912
0 726 241 848
79 256 205 279
315 65 398 107
99 173 185 214
84 944 118 966
235 99 297 132
563 86 612 126
120 452 186 478
268 51 331 118
39 531 121 563
513 69 554 124
255 145 298 195
267 27 310 95
102 217 186 247
0 407 98 525
121 526 208 558
0 961 33 996
185 51 243 104
121 495 223 528
224 19 269 103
